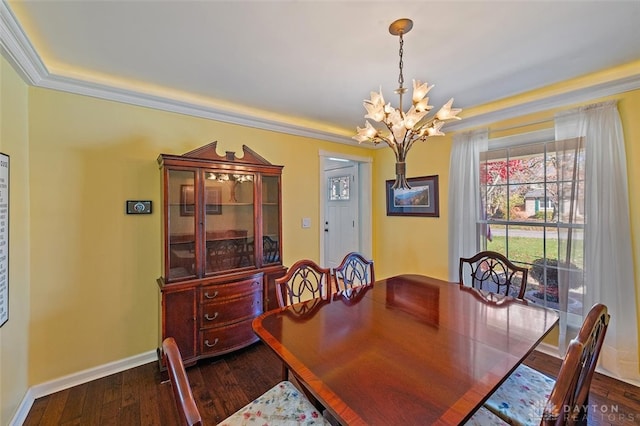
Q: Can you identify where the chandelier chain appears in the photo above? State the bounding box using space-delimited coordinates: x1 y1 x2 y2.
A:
398 33 404 89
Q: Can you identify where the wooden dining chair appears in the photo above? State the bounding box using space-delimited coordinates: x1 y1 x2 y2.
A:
274 259 331 381
275 259 332 308
483 303 610 425
162 337 329 426
459 250 529 299
333 251 375 293
162 337 203 426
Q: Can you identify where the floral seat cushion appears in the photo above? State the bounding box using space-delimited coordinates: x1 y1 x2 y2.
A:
218 380 330 426
465 406 510 425
484 364 556 426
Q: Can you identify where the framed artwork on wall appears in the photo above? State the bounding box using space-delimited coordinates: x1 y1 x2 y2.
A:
0 152 8 327
386 175 439 217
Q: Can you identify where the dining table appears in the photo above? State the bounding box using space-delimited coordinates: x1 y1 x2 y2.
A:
252 274 559 425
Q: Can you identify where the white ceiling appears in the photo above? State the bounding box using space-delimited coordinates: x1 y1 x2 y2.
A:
3 1 640 144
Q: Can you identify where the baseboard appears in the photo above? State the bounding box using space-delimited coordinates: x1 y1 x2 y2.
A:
10 349 158 426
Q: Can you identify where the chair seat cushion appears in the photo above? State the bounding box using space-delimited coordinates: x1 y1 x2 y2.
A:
484 364 556 426
465 406 510 425
218 380 330 425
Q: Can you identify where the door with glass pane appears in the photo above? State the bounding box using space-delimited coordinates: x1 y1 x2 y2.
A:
324 165 359 269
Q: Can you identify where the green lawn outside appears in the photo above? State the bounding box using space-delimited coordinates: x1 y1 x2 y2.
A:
487 236 584 267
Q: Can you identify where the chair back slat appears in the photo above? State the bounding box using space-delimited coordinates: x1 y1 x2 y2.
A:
275 259 331 307
334 252 375 292
459 251 528 299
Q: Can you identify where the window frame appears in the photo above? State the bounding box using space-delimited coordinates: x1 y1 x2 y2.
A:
479 128 585 317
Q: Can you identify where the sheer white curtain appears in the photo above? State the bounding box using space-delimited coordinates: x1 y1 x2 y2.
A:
448 129 488 282
555 101 639 381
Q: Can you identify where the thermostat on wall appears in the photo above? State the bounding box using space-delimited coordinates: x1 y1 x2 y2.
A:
126 200 152 214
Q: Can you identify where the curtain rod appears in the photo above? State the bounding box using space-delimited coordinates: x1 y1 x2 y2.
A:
489 118 554 134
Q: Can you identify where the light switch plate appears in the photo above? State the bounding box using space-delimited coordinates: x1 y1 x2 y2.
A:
301 217 311 228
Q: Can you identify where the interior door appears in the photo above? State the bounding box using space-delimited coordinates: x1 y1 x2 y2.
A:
324 164 359 269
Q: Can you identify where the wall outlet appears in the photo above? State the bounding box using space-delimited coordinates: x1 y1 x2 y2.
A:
301 217 311 228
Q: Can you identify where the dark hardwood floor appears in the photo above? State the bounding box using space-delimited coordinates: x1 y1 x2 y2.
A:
23 343 640 425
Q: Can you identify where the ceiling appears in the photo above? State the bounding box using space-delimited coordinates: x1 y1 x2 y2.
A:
3 1 640 145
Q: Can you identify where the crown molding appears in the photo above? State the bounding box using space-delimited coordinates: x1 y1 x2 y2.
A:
37 71 358 145
0 1 359 146
0 0 46 84
2 0 639 147
446 73 640 133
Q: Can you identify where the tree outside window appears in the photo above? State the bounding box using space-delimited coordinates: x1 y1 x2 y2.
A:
479 139 585 314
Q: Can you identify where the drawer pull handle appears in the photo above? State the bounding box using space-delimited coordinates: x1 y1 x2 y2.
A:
204 290 219 299
205 312 219 321
204 338 219 348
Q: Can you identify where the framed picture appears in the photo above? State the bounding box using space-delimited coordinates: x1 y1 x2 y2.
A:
180 185 222 216
0 152 8 327
386 175 439 217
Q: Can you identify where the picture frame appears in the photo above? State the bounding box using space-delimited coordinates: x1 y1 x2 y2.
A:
386 175 439 217
0 152 8 328
180 185 222 216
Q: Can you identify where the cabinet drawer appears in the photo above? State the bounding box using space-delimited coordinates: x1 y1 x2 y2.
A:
200 276 262 302
200 292 262 329
200 319 259 355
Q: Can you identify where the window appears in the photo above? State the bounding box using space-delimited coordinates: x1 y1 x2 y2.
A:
479 130 585 315
329 175 350 201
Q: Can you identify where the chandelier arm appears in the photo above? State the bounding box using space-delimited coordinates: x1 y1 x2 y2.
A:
387 138 400 156
381 121 401 156
417 116 436 129
353 17 462 191
405 136 422 153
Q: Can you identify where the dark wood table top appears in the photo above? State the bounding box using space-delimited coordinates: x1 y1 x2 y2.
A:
252 274 559 425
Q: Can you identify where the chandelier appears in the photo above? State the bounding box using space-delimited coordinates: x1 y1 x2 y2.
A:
353 18 462 189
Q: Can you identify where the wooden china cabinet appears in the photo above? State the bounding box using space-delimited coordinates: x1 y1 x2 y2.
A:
157 142 286 365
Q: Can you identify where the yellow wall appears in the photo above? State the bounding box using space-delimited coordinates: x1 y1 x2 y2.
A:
0 56 31 425
372 131 454 279
1 47 640 423
26 87 372 385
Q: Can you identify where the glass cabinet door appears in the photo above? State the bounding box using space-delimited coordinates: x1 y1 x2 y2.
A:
167 169 197 280
203 171 255 274
261 175 281 265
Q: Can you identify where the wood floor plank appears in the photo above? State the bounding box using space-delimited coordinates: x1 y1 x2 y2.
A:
79 374 106 425
121 365 142 408
22 343 640 425
38 389 69 426
157 379 181 426
58 382 87 424
98 399 120 426
225 343 281 396
199 356 250 423
138 362 163 426
22 397 47 425
101 371 123 405
117 400 140 425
